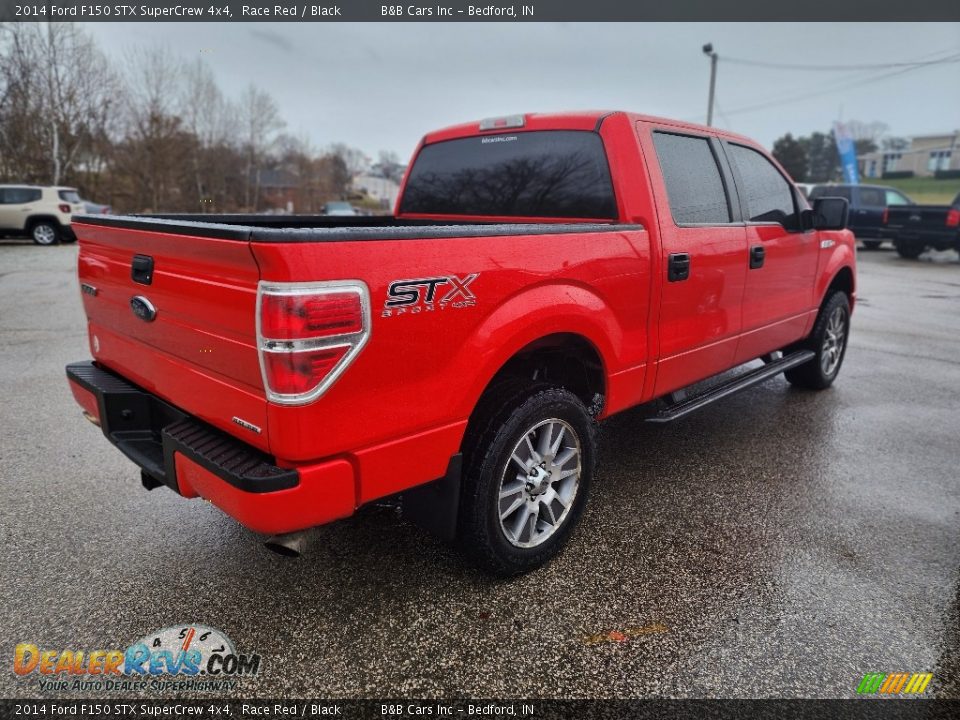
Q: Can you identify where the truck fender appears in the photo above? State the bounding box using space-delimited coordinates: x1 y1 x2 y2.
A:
451 281 623 423
815 234 857 308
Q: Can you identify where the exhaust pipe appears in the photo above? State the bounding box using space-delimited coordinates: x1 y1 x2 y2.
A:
264 530 309 558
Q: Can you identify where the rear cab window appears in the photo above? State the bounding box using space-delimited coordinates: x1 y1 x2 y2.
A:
399 130 617 220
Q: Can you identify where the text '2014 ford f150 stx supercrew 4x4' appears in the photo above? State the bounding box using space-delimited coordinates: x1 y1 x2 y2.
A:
66 112 855 575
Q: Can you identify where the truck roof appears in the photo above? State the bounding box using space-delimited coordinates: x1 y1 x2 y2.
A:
0 184 78 191
422 111 759 147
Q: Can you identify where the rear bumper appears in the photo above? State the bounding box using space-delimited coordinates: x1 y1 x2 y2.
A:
891 228 960 250
65 361 356 534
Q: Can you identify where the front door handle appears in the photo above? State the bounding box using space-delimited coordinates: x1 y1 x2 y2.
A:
750 245 765 269
667 253 690 282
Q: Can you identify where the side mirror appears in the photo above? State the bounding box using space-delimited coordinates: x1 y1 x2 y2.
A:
811 197 849 231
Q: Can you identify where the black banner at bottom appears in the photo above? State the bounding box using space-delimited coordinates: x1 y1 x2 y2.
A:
1 699 960 720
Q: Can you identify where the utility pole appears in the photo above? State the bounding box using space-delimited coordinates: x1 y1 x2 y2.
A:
703 43 718 127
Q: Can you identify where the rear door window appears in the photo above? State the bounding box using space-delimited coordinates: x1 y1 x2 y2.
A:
652 132 732 224
727 144 798 228
399 130 617 219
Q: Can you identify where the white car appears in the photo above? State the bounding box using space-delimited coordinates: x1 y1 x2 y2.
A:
322 201 359 216
0 185 86 245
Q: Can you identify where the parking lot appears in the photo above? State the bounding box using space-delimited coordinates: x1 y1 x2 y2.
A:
0 240 958 699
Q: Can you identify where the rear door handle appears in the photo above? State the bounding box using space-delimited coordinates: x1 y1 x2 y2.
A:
750 245 765 269
667 253 690 282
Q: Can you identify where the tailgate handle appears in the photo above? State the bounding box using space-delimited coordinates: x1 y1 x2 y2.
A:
131 255 154 285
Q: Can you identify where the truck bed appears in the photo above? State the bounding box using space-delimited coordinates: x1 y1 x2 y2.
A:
76 214 622 242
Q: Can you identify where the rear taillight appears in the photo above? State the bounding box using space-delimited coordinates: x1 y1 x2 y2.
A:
882 207 889 225
257 281 370 404
947 209 960 228
59 203 71 213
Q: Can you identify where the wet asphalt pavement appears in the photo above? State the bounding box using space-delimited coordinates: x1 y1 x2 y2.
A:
0 240 958 700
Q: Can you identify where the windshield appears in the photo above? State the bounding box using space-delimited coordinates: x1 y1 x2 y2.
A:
400 130 617 219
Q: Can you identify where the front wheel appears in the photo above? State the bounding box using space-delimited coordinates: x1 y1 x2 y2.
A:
785 291 850 390
862 239 882 250
459 386 596 576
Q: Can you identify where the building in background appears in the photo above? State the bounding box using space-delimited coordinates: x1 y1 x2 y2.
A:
353 174 401 210
860 131 959 179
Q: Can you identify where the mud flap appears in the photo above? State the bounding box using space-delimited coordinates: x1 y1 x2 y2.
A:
402 454 462 542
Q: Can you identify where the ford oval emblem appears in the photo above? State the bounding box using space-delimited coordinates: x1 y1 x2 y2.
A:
130 295 157 322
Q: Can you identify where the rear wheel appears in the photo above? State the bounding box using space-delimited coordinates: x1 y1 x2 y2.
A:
30 221 60 246
895 240 924 259
862 239 882 250
459 385 595 576
785 291 850 390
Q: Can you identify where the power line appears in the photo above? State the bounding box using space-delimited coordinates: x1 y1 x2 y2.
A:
719 53 960 118
723 49 960 72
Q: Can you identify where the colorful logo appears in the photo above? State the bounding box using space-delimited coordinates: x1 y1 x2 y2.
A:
13 625 261 692
856 672 933 695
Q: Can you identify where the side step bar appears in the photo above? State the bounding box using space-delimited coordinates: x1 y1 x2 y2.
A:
646 350 815 423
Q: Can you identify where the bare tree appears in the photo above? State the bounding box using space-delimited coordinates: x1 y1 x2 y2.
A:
238 84 284 210
0 23 116 185
39 24 118 184
179 58 232 210
329 143 370 180
0 23 46 181
119 46 188 210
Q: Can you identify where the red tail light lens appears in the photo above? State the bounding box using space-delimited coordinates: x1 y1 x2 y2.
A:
260 291 362 340
257 282 370 405
262 346 350 395
882 207 889 225
59 203 71 213
947 209 960 228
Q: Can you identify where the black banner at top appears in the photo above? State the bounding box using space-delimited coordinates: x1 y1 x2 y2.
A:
1 0 959 22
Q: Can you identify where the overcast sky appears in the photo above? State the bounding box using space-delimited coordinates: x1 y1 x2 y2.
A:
84 22 960 161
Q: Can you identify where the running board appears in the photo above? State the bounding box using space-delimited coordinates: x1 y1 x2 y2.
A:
646 350 815 423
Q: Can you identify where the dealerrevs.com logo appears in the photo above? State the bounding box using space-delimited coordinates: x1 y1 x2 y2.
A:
13 625 261 692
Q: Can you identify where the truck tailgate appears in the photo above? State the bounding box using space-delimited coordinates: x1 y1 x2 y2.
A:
74 221 270 452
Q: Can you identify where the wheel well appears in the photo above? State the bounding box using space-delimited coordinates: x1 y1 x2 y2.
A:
826 266 854 303
477 333 605 416
26 216 62 231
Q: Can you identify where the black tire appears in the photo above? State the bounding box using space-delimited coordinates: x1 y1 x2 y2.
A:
785 291 851 390
895 240 924 259
459 385 596 576
30 221 60 246
862 239 882 250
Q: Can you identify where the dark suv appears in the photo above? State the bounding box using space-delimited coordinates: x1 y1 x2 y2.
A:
809 184 913 249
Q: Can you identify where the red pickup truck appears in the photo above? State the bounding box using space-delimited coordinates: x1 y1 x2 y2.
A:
66 112 855 575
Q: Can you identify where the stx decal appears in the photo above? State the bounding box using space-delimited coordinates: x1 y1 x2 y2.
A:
383 274 479 317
